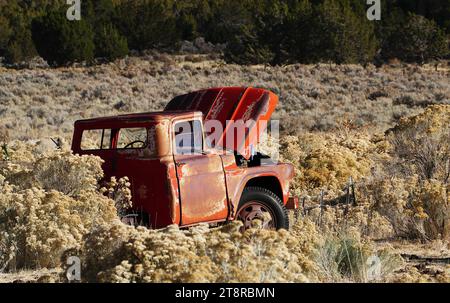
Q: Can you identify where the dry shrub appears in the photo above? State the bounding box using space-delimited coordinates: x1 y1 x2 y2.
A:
80 219 323 283
388 265 450 283
1 55 448 142
280 105 449 243
0 142 117 272
362 105 450 241
280 131 379 197
388 105 449 182
0 126 12 162
278 130 395 240
3 151 103 196
316 230 403 282
253 129 387 240
78 215 402 283
100 176 132 218
304 203 395 241
416 180 449 240
0 138 406 282
361 174 449 242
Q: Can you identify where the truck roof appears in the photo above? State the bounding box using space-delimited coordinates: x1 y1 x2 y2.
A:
74 110 201 125
74 87 279 159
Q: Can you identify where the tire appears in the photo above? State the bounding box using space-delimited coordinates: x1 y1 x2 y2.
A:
236 186 289 231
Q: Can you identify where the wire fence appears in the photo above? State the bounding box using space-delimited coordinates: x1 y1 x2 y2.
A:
296 176 358 228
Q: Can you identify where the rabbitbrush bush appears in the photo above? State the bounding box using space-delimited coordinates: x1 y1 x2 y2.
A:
279 130 382 197
0 142 117 272
0 139 405 282
79 217 401 283
80 220 320 283
279 105 449 243
363 105 450 241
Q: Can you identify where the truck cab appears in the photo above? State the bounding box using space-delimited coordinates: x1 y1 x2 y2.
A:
72 87 298 230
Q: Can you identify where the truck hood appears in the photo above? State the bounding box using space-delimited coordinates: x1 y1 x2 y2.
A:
165 87 278 159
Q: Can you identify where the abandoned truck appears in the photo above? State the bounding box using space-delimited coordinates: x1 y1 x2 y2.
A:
71 87 298 230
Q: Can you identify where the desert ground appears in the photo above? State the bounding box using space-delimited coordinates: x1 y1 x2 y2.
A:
0 54 449 282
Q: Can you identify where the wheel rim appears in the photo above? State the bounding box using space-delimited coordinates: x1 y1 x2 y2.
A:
237 201 276 231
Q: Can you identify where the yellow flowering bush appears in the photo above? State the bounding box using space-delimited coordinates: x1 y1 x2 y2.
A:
78 216 403 283
0 142 117 272
280 131 378 197
80 219 322 283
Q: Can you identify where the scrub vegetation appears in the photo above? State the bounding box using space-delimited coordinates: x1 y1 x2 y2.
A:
0 53 449 282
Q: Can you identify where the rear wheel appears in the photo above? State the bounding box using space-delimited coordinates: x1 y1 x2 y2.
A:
236 187 289 231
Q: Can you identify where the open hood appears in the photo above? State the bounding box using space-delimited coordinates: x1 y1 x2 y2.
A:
165 87 278 159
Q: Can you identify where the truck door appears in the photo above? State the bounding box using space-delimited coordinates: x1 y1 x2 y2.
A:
173 119 229 226
112 126 177 229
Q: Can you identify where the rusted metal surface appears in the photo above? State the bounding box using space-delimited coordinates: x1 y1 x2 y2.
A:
221 156 295 219
72 118 181 229
71 87 296 229
174 153 228 225
286 196 299 210
237 201 276 231
165 87 278 159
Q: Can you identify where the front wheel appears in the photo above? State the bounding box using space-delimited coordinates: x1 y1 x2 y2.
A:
236 187 289 231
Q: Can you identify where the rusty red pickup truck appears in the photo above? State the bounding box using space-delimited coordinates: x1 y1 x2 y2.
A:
72 87 298 230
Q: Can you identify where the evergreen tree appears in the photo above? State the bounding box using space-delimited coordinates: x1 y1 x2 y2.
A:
95 23 129 61
115 0 179 51
31 10 95 66
397 0 450 33
273 0 313 64
305 0 378 64
0 16 12 56
173 0 212 41
0 1 37 63
381 13 448 63
82 0 129 60
202 0 254 44
1 0 448 66
224 25 274 65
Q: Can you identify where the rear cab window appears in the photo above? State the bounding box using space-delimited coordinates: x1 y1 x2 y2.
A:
81 127 149 151
81 129 111 150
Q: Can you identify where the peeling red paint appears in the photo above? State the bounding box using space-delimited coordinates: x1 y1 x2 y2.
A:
72 87 297 229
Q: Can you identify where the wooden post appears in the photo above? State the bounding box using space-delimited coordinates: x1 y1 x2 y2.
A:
318 189 324 226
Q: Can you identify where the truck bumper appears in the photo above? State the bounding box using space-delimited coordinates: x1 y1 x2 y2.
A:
285 196 299 210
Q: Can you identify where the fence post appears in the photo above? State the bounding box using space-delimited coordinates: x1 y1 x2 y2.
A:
1 143 9 161
350 176 357 206
302 196 306 217
344 177 351 216
318 189 324 226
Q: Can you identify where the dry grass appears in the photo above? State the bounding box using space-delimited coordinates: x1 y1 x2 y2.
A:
0 268 62 283
0 140 403 283
0 55 448 142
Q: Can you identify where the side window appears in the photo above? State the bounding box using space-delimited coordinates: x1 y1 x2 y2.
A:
81 129 111 150
117 128 148 149
174 120 203 155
